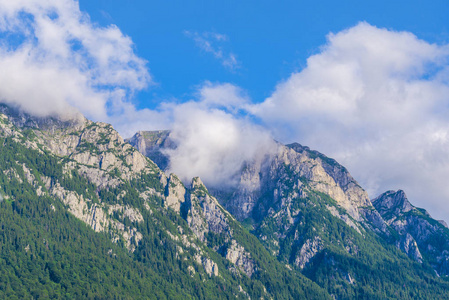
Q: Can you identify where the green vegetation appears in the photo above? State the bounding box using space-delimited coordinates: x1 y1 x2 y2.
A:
0 127 329 299
2 110 449 299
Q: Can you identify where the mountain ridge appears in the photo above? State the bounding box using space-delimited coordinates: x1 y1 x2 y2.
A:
128 129 449 298
373 189 449 276
1 108 449 298
0 105 330 299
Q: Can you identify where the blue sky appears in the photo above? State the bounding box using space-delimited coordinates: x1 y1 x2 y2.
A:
1 0 449 221
78 0 449 107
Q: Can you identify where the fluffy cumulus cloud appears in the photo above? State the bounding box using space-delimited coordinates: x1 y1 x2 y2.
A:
164 82 277 187
0 0 151 126
252 22 449 220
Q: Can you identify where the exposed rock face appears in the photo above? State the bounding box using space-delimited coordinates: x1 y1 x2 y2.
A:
373 190 413 216
212 142 388 265
373 190 449 275
295 236 323 269
217 143 386 232
225 240 256 277
164 174 186 212
126 130 173 170
182 177 256 277
194 254 219 277
398 233 423 263
185 177 230 241
326 205 362 235
0 107 164 252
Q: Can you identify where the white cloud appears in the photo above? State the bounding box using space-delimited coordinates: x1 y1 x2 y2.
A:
0 1 271 190
251 22 449 221
184 30 240 71
197 81 250 111
0 0 150 122
164 83 277 187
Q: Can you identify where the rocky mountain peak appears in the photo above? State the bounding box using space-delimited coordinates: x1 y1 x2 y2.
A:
0 103 86 132
373 189 449 275
125 130 173 170
191 176 206 191
372 190 414 215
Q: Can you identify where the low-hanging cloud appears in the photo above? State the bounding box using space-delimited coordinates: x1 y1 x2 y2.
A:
252 22 449 221
164 82 277 187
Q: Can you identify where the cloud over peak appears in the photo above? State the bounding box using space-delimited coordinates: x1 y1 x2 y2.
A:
164 82 277 187
252 22 449 220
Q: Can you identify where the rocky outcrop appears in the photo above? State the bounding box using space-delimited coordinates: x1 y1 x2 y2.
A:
373 190 413 217
326 205 362 235
212 142 389 267
194 254 219 277
295 236 323 269
164 174 186 213
126 130 173 170
216 143 386 232
182 177 256 277
373 190 449 275
225 240 256 277
185 177 229 242
397 233 423 263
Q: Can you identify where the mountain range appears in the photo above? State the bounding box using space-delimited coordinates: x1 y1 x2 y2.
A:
1 104 449 299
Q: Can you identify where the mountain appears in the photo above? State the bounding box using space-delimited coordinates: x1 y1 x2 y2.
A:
1 105 449 299
0 105 329 299
373 190 449 276
129 130 449 299
126 130 173 171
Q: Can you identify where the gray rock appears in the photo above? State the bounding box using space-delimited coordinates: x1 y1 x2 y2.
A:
225 240 256 277
295 236 322 269
164 174 186 212
373 190 449 275
126 130 173 170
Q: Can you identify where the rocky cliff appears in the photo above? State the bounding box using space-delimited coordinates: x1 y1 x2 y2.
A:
125 130 173 170
373 190 449 276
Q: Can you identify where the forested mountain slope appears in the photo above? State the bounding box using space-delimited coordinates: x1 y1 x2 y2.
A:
0 105 329 299
1 104 449 299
